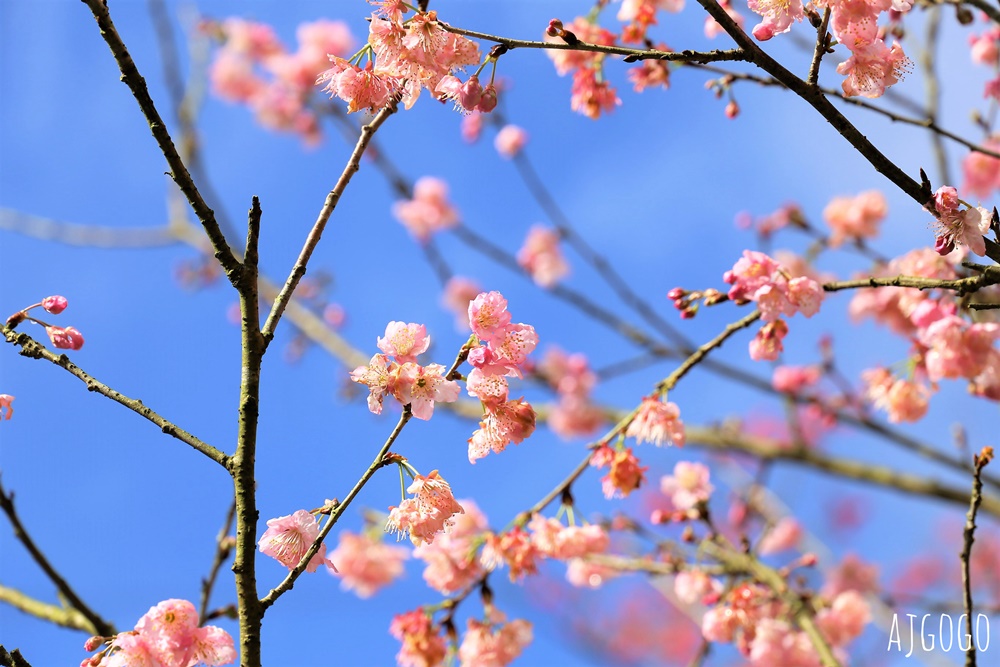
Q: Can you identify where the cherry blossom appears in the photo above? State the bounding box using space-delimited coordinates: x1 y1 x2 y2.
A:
46 326 85 351
458 609 532 667
494 125 528 158
517 225 569 288
626 397 686 446
377 321 431 363
392 177 461 242
328 531 409 598
413 499 488 594
390 610 448 667
822 190 887 246
660 461 713 511
387 471 464 545
258 510 331 572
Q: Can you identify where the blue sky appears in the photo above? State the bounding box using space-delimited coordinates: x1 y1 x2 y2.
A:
1 1 997 666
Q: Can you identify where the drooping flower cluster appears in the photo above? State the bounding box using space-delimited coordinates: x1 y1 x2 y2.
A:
591 445 648 499
258 509 334 573
82 599 235 667
457 607 533 667
392 177 461 243
516 225 569 288
5 295 85 351
387 470 465 545
328 530 409 598
465 292 539 462
207 18 354 144
927 185 991 257
822 190 887 247
413 499 488 593
538 347 604 439
319 7 485 114
390 609 448 667
861 367 930 423
351 321 460 420
701 582 870 666
544 18 621 119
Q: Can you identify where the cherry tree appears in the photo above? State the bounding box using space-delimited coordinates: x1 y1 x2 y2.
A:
1 0 999 666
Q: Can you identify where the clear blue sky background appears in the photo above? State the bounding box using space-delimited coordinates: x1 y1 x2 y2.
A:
1 1 996 666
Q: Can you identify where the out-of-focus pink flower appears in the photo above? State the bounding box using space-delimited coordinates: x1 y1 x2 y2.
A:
258 510 331 572
962 141 1000 199
660 461 713 511
822 553 880 598
772 365 821 393
46 326 84 350
528 514 609 560
494 125 529 158
674 569 722 605
592 446 648 499
0 394 13 421
481 527 541 580
328 530 408 598
570 68 621 119
390 609 448 667
41 295 68 314
862 367 931 423
823 190 887 246
461 112 484 143
377 321 431 363
758 517 803 555
919 315 999 381
817 590 871 647
566 558 620 588
705 0 745 38
517 225 569 288
442 277 482 331
970 29 1000 66
626 397 685 446
413 499 488 594
748 319 788 362
392 177 460 242
458 611 532 667
387 471 464 546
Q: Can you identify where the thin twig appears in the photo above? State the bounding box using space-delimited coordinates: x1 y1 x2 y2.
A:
806 8 831 87
259 407 413 610
1 326 228 466
0 477 116 637
961 447 994 667
199 499 237 624
261 102 399 346
80 0 242 281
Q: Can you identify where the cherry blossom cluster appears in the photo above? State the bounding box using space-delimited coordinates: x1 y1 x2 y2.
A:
516 225 569 288
480 513 611 582
724 251 824 361
350 321 460 420
207 17 354 144
390 603 532 667
545 18 621 119
701 582 870 666
81 599 235 667
319 4 489 115
387 470 465 545
6 295 84 351
537 347 604 440
465 292 539 463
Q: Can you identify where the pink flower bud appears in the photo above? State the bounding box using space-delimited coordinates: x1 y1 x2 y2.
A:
725 100 740 119
546 19 563 36
933 234 955 255
667 287 686 300
459 75 483 110
802 552 818 566
83 636 103 652
476 85 498 113
42 295 68 314
46 326 85 350
752 23 775 41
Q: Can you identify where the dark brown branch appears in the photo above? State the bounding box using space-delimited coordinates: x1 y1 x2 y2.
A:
80 0 242 282
961 447 994 667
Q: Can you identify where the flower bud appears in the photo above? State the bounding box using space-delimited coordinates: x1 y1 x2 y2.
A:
476 85 498 113
42 295 68 314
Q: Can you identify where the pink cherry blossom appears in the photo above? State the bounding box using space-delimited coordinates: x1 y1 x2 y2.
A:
749 319 788 362
817 590 871 647
46 325 85 350
748 0 804 41
395 363 460 420
970 28 1000 66
258 509 330 572
468 398 536 463
758 517 803 555
494 125 528 158
413 499 488 593
377 321 431 363
660 461 713 511
772 365 821 393
626 397 685 447
528 514 609 560
0 394 13 421
569 68 621 119
823 190 887 246
517 225 569 288
468 323 539 378
862 367 930 423
458 612 532 667
387 471 464 545
480 527 540 580
461 113 484 143
350 353 398 415
705 0 746 38
919 315 999 381
545 18 616 76
319 58 396 114
929 186 991 256
390 610 448 667
837 39 911 99
566 558 620 588
548 394 605 439
442 277 482 331
592 446 647 499
962 142 1000 198
392 177 461 242
328 530 408 598
821 553 880 597
674 569 722 605
468 291 512 342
